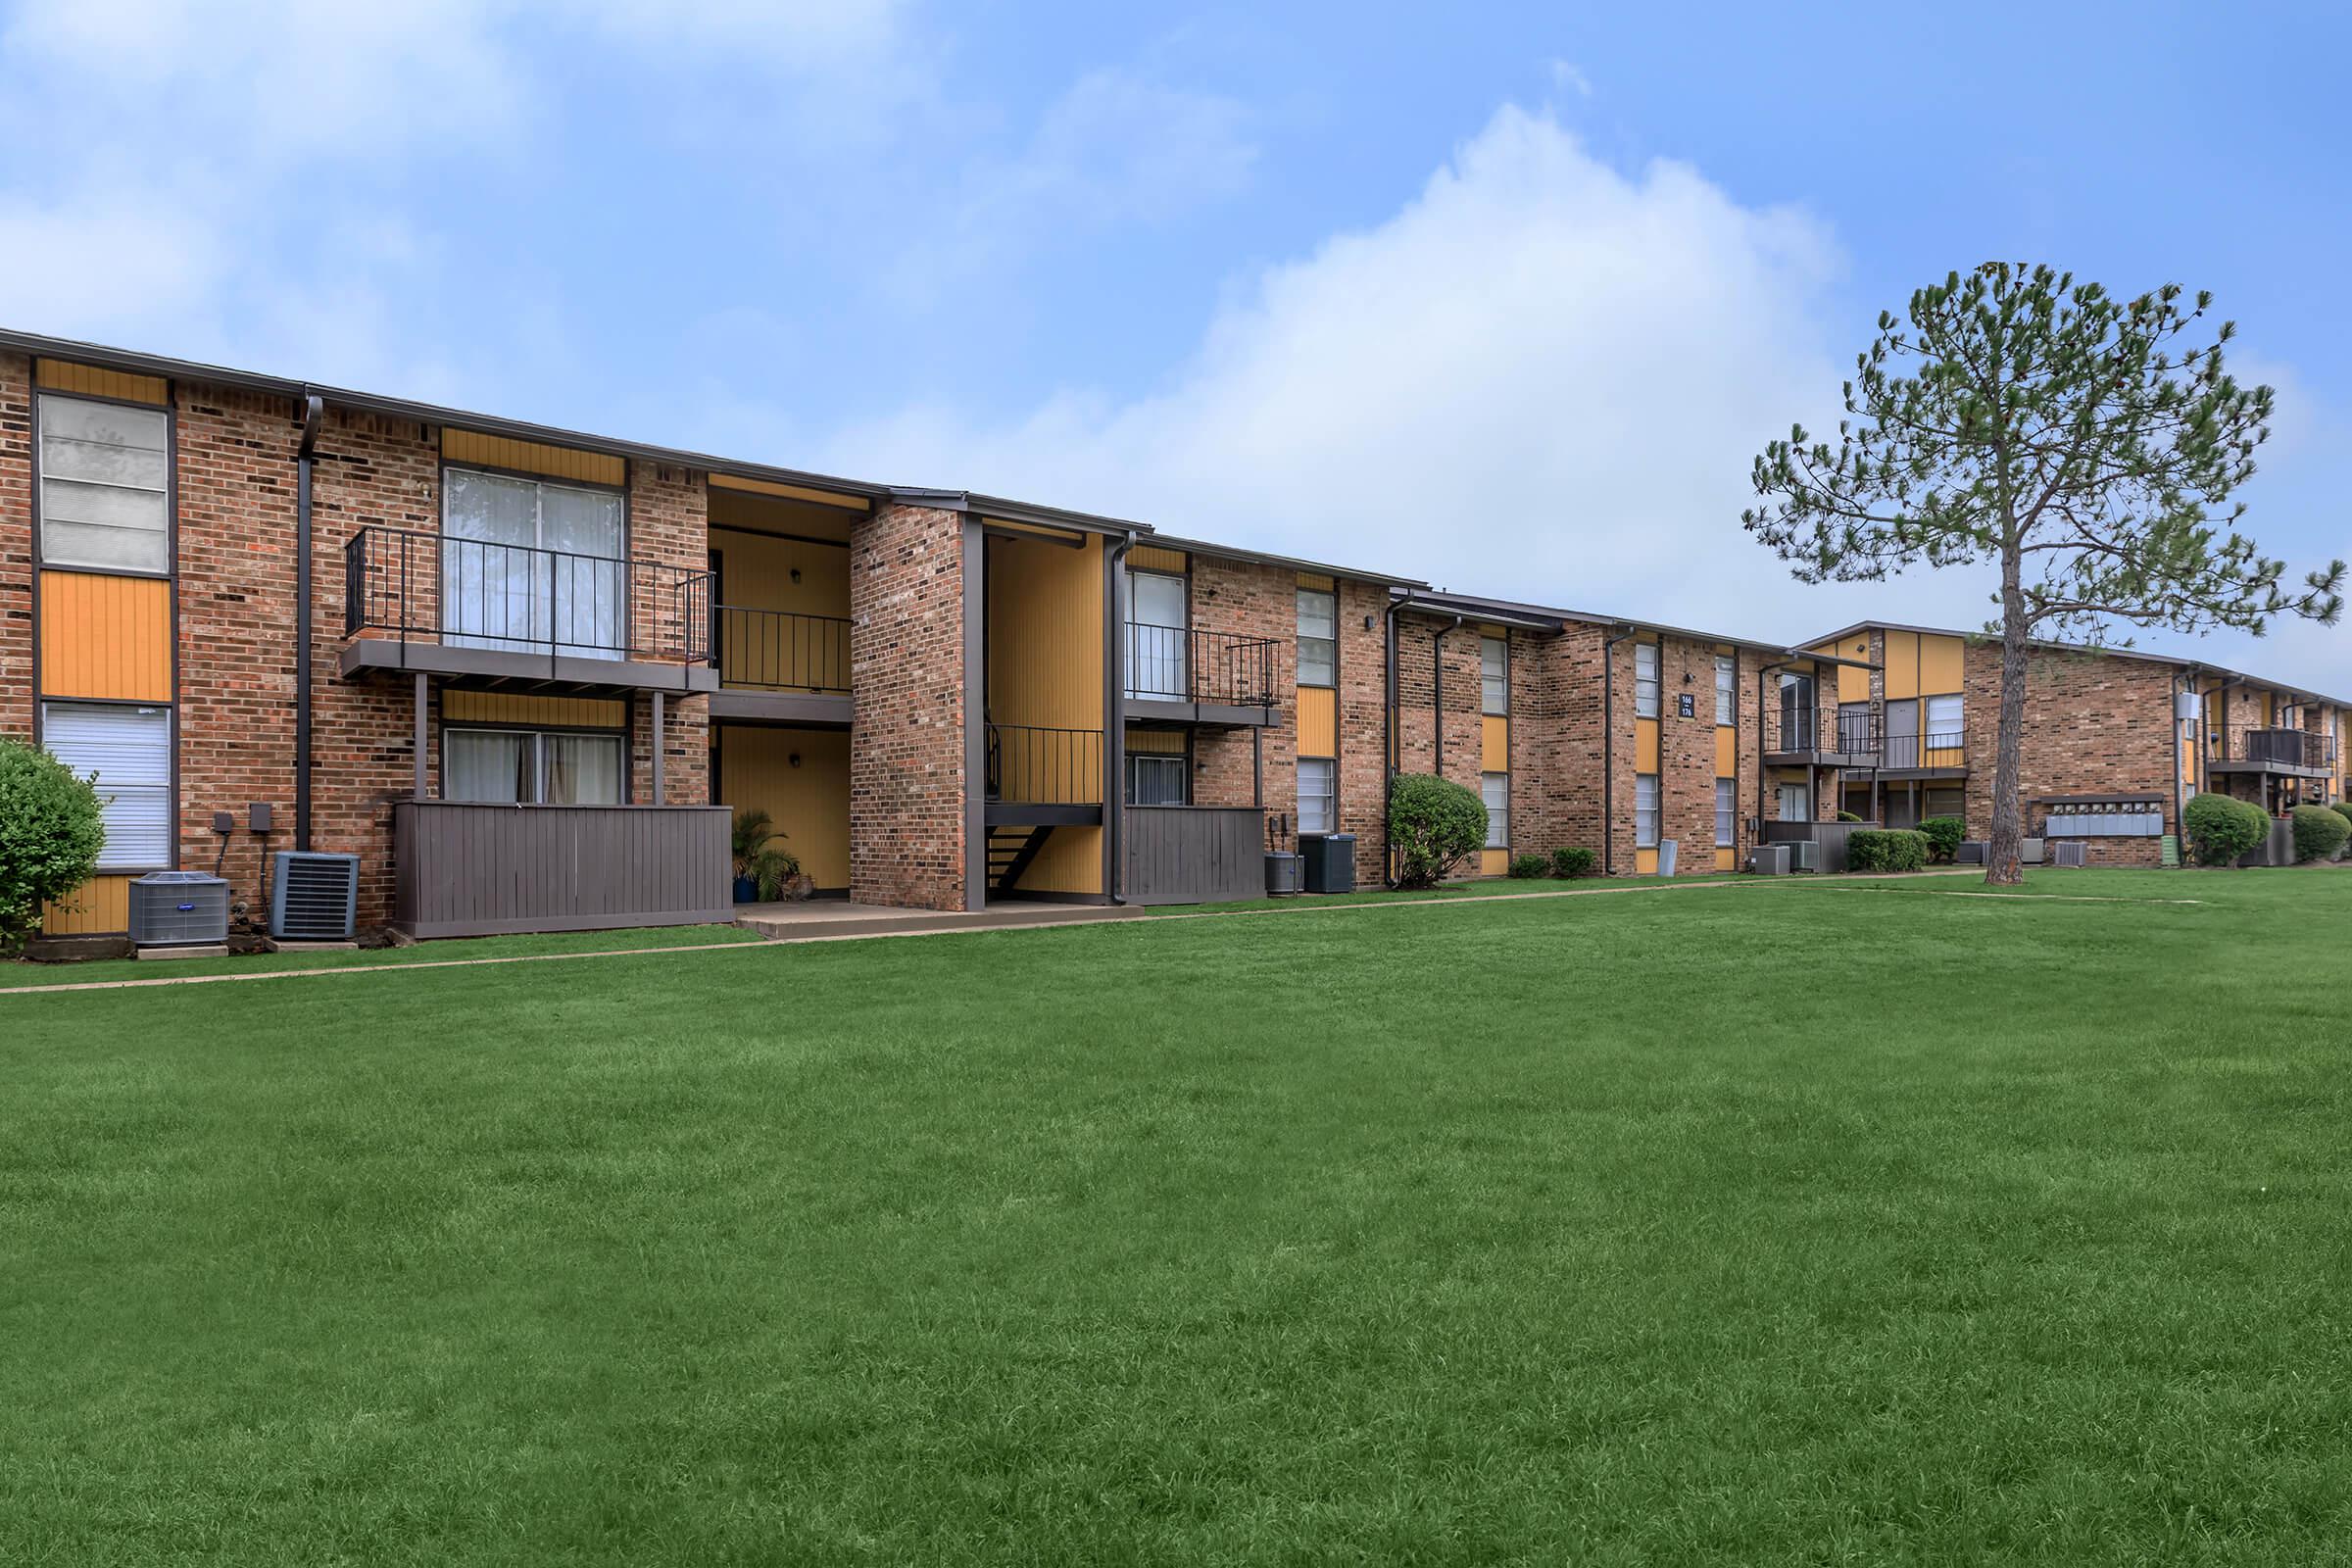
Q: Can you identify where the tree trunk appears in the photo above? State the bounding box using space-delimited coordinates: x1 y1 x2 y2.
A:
1986 537 2030 886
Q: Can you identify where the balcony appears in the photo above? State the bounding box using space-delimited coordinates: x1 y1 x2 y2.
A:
1762 709 1882 767
709 605 854 725
986 723 1103 825
1879 728 1968 774
340 525 716 693
2208 727 2336 779
1123 623 1281 726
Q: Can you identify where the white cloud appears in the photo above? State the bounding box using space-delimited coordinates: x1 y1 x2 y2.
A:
827 103 1849 637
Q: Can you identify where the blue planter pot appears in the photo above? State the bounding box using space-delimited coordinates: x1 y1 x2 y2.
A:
733 875 759 904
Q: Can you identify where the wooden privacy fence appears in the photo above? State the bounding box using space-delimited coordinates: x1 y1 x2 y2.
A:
1122 806 1265 906
394 801 732 938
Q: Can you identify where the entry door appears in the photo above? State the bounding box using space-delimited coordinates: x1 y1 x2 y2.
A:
1128 571 1187 700
1778 675 1814 751
1885 699 1920 770
444 470 624 658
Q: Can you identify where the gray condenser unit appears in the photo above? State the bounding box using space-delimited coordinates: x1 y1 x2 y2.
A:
270 851 360 941
1788 840 1820 873
128 870 231 947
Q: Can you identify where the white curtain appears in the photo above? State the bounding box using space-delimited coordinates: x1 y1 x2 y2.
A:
541 483 624 660
444 730 532 802
543 734 623 805
1127 572 1187 699
443 471 623 658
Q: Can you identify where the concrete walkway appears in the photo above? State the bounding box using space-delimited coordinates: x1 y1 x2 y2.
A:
3 869 1995 998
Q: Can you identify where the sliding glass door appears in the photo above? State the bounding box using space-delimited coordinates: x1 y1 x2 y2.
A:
444 468 624 658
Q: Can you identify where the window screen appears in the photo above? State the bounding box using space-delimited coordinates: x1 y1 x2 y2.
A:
1715 779 1736 846
1481 636 1507 715
1298 757 1337 834
40 702 172 868
1297 589 1337 686
1636 772 1660 848
1482 771 1508 848
1715 655 1735 725
39 395 170 573
1635 643 1660 719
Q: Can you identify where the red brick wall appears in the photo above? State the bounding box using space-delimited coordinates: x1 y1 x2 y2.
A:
850 504 966 909
625 463 710 808
1962 639 2177 866
1188 556 1295 841
1334 578 1389 884
0 355 32 741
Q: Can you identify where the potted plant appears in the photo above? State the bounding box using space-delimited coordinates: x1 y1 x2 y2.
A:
731 809 795 903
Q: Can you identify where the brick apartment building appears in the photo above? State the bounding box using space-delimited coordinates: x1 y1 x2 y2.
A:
6 329 2345 945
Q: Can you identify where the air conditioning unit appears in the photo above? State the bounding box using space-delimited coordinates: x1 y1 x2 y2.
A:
2051 842 2087 867
1788 840 1820 872
270 851 361 941
1748 844 1788 875
128 870 231 947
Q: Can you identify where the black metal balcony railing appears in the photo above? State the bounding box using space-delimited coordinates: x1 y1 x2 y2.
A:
344 525 713 662
1124 623 1281 707
986 723 1103 806
1880 729 1968 770
1770 709 1882 758
2211 726 2338 771
715 606 851 694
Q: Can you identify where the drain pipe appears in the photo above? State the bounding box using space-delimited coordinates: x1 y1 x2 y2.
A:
1601 624 1636 875
1105 528 1138 905
293 390 323 851
1381 595 1403 886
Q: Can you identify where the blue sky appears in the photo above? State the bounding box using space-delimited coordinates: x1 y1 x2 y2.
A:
4 1 2346 687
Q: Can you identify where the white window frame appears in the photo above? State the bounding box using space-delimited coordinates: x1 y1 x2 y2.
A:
1715 655 1736 725
1481 770 1509 849
1126 569 1189 701
1635 772 1660 849
1297 757 1337 835
36 393 172 575
1296 588 1338 687
1481 635 1508 715
1925 692 1964 743
442 466 627 660
1635 642 1660 719
39 701 173 870
1715 778 1736 847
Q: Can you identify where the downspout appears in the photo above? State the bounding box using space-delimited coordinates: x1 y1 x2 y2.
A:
293 390 323 851
2170 666 2189 858
1104 528 1138 905
1601 625 1636 876
1382 596 1402 887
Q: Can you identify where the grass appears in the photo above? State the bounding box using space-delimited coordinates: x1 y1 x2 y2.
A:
0 922 762 990
4 866 2349 1563
1152 868 1751 915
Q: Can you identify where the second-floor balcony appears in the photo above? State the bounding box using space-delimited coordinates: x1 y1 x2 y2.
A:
715 606 851 695
1124 623 1281 721
1880 728 1969 772
340 525 716 693
2209 726 2337 777
1764 708 1882 766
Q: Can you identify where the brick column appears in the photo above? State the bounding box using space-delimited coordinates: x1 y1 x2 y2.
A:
850 504 967 909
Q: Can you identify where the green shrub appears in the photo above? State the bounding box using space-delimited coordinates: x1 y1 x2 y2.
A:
1836 810 1865 822
1551 846 1597 879
1507 852 1550 879
1388 773 1487 890
1919 815 1965 864
2290 803 2349 863
2183 791 2270 866
0 736 107 953
2333 801 2352 839
1845 827 1931 873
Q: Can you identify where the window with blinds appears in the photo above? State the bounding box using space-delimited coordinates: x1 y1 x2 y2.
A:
1636 773 1660 848
38 395 171 573
1482 771 1508 848
40 702 172 868
1635 643 1660 719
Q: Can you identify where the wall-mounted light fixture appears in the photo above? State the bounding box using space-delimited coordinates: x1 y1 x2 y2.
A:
789 753 803 768
790 567 803 584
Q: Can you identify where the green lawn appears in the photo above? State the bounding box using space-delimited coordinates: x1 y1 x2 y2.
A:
4 867 2349 1564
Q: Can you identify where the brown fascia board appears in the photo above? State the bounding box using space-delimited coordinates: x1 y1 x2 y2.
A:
886 488 1156 539
1158 534 1427 590
1809 615 2352 710
1408 588 1859 662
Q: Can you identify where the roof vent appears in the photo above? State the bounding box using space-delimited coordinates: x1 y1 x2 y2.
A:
270 852 360 941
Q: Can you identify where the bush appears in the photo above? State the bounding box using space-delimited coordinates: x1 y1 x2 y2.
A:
1919 815 1965 864
2183 791 2270 867
1836 810 1865 822
1388 773 1487 890
0 736 107 953
1845 827 1930 873
1551 846 1597 880
1507 852 1550 879
2290 803 2349 863
2333 801 2352 840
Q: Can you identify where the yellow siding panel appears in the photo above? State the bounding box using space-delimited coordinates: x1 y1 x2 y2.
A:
442 691 624 727
1481 714 1508 772
442 428 625 487
38 571 172 701
1635 848 1659 875
1714 724 1738 778
35 358 167 405
988 532 1105 895
1884 629 1920 701
708 471 868 510
1298 685 1338 759
1636 717 1660 774
1715 847 1738 872
1125 726 1186 755
1296 572 1336 591
1128 544 1189 574
1920 634 1964 696
719 725 851 891
713 525 851 626
1010 824 1103 897
1479 848 1509 877
43 873 133 935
